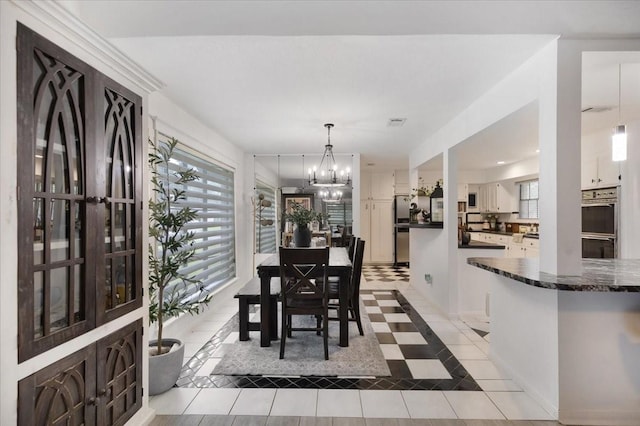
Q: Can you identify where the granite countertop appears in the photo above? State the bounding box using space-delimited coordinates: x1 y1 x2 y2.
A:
467 257 640 292
459 241 506 249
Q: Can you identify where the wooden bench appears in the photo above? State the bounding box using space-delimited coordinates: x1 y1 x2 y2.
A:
234 276 280 341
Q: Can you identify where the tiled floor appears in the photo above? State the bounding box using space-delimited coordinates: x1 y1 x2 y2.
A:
150 265 556 424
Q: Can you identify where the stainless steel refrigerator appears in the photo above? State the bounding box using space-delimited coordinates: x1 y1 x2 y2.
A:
394 195 411 266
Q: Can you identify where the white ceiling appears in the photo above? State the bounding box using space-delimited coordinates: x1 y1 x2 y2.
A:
70 1 640 175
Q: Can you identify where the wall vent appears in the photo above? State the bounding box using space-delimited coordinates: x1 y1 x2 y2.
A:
581 106 614 113
387 118 407 127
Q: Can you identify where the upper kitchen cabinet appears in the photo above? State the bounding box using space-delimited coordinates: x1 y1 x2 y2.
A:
478 183 514 213
457 183 468 202
394 169 410 195
581 133 620 188
361 170 394 200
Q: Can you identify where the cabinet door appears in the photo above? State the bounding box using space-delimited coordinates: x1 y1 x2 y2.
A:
370 171 395 200
370 201 394 262
495 183 512 213
97 76 143 325
360 171 372 199
478 185 488 212
597 155 620 187
96 320 142 426
19 345 97 425
360 200 371 262
394 170 410 195
17 23 96 361
457 184 468 202
17 24 143 361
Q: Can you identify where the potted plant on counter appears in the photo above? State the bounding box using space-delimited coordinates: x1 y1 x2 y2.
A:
284 202 323 247
148 138 212 395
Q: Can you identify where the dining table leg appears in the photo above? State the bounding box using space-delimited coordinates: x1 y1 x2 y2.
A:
258 269 272 347
338 268 351 347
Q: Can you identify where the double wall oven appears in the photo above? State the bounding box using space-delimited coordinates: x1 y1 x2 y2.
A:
581 186 618 258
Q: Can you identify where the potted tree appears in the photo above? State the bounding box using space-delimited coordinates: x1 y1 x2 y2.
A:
284 202 323 247
148 138 212 395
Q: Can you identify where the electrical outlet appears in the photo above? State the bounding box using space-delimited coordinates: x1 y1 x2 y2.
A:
424 273 432 284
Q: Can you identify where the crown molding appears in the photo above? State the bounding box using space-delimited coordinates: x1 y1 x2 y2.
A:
11 0 164 93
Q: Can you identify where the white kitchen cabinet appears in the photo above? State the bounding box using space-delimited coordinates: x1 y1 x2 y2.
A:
394 169 410 195
361 170 394 200
522 237 539 258
478 183 513 213
457 183 468 202
361 199 393 263
581 132 621 188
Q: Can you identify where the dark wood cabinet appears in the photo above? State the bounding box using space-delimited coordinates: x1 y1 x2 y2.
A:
16 23 143 362
19 320 143 426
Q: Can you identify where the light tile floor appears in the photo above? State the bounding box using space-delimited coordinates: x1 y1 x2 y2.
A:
151 269 556 425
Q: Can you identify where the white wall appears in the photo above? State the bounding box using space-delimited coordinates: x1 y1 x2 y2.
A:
456 248 504 315
0 2 159 424
409 228 451 314
558 291 640 425
489 274 560 418
617 119 640 259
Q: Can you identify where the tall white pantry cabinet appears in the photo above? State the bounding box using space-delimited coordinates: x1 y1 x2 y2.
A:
360 171 394 263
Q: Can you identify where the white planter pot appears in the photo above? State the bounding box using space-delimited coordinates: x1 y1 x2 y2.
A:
148 338 185 395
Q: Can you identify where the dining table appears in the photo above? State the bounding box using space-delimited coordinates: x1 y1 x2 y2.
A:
257 246 353 348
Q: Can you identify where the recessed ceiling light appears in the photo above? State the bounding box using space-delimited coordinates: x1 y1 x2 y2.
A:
387 118 407 127
536 149 540 153
497 161 505 165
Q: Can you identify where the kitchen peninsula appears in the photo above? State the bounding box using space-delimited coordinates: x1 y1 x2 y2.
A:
468 257 640 425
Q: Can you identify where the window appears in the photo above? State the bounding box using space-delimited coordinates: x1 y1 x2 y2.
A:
157 135 236 301
519 180 539 219
255 181 277 254
325 201 352 227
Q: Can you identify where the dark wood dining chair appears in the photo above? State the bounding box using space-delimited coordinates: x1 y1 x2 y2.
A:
327 239 365 336
278 247 330 360
347 235 357 261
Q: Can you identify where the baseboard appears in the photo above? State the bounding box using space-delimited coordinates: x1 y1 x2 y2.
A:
559 408 640 425
126 406 155 426
489 351 559 420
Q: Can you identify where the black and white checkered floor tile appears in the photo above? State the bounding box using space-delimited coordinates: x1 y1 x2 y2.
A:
178 289 479 391
362 265 410 282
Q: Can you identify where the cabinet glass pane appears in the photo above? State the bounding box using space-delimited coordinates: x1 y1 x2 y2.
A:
74 202 83 258
33 198 44 264
127 204 134 250
50 267 69 332
105 259 112 310
50 199 70 262
34 271 44 339
105 203 112 253
74 264 83 321
114 256 126 306
113 203 126 252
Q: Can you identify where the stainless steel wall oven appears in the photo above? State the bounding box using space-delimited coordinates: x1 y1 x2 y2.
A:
581 187 618 258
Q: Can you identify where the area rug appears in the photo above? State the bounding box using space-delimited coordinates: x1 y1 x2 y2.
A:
212 301 391 377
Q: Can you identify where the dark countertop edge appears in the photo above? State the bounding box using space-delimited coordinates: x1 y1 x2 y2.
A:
467 258 640 292
409 223 444 229
459 242 506 249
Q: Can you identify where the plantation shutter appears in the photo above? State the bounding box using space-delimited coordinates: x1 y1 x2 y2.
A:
326 201 352 227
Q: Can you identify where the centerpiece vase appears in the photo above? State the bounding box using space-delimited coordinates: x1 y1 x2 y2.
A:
293 224 312 247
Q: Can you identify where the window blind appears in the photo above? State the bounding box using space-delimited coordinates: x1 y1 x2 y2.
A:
156 137 236 303
255 181 277 254
325 201 352 226
519 180 539 219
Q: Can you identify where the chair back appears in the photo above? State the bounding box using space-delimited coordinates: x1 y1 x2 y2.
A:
347 235 357 261
350 240 366 300
279 247 329 305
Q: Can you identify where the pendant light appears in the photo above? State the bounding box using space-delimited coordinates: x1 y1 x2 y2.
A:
612 64 627 162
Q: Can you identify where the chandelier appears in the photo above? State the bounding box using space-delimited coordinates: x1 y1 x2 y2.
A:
308 123 351 187
319 189 343 203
